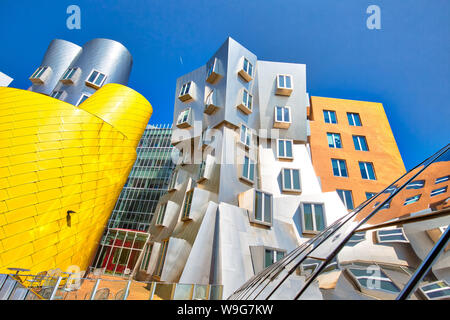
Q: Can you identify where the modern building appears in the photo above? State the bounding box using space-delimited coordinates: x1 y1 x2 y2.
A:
140 37 350 298
229 144 449 300
91 124 176 277
308 96 406 211
0 72 13 87
28 38 132 106
0 38 153 276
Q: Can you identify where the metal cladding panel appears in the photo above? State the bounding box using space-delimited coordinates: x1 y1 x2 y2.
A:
54 38 133 105
256 60 308 142
29 39 82 95
0 84 152 274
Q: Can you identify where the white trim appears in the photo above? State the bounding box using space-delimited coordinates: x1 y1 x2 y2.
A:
85 69 107 89
419 280 450 300
300 202 326 234
276 139 293 159
281 168 301 192
276 74 293 89
375 227 409 244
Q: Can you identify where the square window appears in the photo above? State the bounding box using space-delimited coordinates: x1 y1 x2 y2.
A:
274 106 291 129
237 89 253 114
332 159 348 177
347 112 362 126
301 202 326 234
353 135 369 151
29 66 51 84
181 190 194 220
282 168 301 192
375 228 409 243
238 57 253 82
176 108 192 128
178 81 195 102
337 189 354 210
264 248 286 268
323 110 337 124
276 74 293 96
359 162 376 180
254 190 273 226
327 133 342 148
76 93 90 106
85 69 107 89
277 139 293 159
206 58 222 84
239 124 252 147
241 155 255 183
60 67 79 84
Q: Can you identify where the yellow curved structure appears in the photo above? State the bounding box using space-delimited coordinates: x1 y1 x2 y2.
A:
0 84 152 274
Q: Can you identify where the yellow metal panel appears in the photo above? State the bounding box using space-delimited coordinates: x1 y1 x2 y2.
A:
0 84 152 274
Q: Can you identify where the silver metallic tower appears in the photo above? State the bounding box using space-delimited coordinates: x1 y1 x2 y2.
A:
28 38 132 106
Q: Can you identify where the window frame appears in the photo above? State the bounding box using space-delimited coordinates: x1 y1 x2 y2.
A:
353 135 369 151
345 266 401 296
403 194 421 206
276 74 293 90
241 155 256 184
176 108 192 128
85 69 107 89
332 158 348 177
181 189 194 221
239 124 252 148
277 139 294 160
263 247 286 268
168 170 178 192
50 91 64 99
155 239 169 278
435 175 449 184
252 190 273 227
300 202 327 234
375 227 409 244
336 189 354 210
281 168 301 193
323 110 337 124
430 186 447 197
76 93 90 106
418 280 450 300
155 203 168 226
347 112 362 126
406 180 425 190
274 106 292 125
359 161 376 180
327 132 343 149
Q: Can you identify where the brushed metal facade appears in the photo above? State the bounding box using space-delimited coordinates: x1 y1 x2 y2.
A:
143 37 349 298
29 38 132 106
29 39 82 95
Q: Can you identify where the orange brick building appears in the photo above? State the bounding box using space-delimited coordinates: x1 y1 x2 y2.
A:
308 96 406 210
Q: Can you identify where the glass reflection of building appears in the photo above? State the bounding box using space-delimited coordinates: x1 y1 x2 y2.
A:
229 144 450 300
91 125 176 277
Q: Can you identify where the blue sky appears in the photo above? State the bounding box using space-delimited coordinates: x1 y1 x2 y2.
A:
1 0 448 170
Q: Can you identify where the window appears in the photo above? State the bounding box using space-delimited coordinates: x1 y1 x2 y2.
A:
264 249 285 268
347 232 366 245
346 266 400 295
85 69 107 89
140 244 153 271
332 159 348 177
176 108 192 128
198 160 206 181
419 281 450 300
238 57 253 81
155 203 167 225
60 67 79 84
406 180 425 189
301 203 326 233
168 170 178 191
337 189 354 210
323 110 337 124
239 124 251 147
327 133 342 148
241 156 255 183
181 190 194 220
277 139 293 159
30 66 48 79
431 186 447 197
404 194 421 206
178 81 194 102
254 191 272 225
206 58 222 84
435 175 449 184
347 112 362 126
76 94 90 106
375 228 409 243
353 135 368 151
359 162 376 180
366 192 377 200
276 74 293 96
274 106 291 128
237 89 253 114
155 240 168 277
282 168 301 192
50 91 63 99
